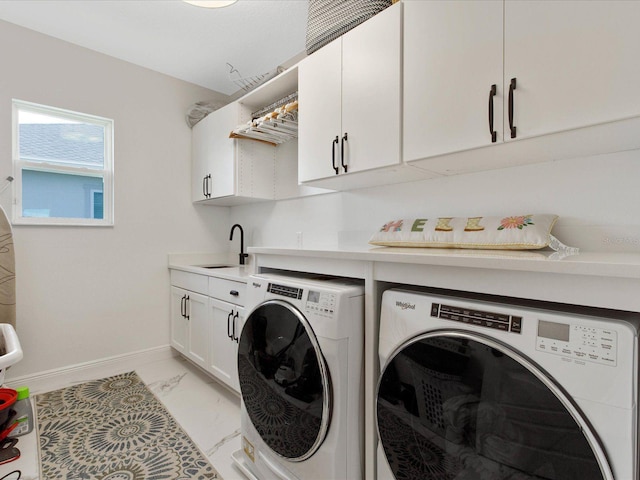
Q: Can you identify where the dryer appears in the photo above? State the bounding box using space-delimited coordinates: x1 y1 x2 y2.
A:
377 289 639 480
234 273 364 480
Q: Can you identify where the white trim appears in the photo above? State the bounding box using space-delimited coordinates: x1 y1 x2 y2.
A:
11 99 115 226
5 345 177 395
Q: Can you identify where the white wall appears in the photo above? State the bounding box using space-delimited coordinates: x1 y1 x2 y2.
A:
0 20 230 378
230 149 640 254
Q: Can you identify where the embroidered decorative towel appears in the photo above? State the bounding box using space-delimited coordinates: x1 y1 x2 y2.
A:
369 214 559 250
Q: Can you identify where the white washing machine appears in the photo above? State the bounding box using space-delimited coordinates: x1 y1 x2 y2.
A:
233 273 364 480
377 289 640 480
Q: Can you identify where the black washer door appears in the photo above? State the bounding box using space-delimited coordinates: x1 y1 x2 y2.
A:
377 332 612 480
238 299 331 461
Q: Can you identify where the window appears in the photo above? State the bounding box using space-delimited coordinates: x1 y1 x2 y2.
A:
12 100 114 225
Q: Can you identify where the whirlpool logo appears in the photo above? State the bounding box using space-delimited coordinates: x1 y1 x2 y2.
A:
252 282 262 288
396 301 416 310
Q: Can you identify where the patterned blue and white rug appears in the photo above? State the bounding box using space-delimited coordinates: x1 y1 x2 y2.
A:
35 371 220 480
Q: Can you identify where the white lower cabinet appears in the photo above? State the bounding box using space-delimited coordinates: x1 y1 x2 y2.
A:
207 276 246 394
209 299 244 393
170 286 209 370
170 269 246 394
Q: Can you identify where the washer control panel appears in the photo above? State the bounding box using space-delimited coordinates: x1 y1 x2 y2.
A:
305 290 336 319
431 303 522 333
268 283 303 299
536 320 617 366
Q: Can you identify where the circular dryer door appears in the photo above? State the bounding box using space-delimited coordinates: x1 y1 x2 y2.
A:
376 331 613 480
238 299 331 461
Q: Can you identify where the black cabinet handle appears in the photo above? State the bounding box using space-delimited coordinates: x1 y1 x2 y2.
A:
202 176 207 198
341 133 348 173
508 77 517 139
227 311 233 339
229 290 239 297
185 295 190 320
331 136 339 175
489 84 497 143
232 312 239 343
180 295 186 318
206 174 212 198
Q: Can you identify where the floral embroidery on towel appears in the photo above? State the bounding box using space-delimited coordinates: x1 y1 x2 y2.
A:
498 215 534 230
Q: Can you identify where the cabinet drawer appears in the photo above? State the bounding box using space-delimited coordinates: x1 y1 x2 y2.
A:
170 270 208 295
208 277 246 306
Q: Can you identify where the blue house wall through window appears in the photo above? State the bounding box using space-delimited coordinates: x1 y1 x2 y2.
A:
22 170 104 219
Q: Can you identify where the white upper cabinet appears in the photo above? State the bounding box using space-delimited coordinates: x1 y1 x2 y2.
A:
299 3 425 189
403 0 504 161
340 3 402 174
405 0 640 176
191 102 275 205
504 0 640 140
191 66 330 204
191 102 237 202
298 40 343 182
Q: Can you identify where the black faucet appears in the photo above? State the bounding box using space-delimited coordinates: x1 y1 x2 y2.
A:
229 224 249 265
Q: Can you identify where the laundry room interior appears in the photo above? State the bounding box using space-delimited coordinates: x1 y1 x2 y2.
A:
0 1 639 479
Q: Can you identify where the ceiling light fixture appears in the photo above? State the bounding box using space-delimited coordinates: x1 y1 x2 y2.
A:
183 0 238 8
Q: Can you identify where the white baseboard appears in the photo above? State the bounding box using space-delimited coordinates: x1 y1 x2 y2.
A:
6 345 177 395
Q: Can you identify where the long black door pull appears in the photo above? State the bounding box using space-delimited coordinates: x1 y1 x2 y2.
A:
232 312 239 342
332 136 339 174
341 133 348 172
489 84 497 143
508 78 517 139
227 311 234 339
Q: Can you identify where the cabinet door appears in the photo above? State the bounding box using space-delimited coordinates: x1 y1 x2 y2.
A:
341 2 402 173
209 298 241 392
191 102 238 202
403 0 503 162
298 39 343 182
191 119 212 202
504 0 640 141
186 291 209 369
170 286 188 354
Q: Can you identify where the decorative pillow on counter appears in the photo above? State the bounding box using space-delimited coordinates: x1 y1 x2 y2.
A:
369 214 559 250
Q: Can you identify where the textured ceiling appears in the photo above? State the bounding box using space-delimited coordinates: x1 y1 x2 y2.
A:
0 0 309 96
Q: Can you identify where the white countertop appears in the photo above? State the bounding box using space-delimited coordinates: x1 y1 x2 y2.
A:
168 252 252 282
168 247 640 310
248 245 640 279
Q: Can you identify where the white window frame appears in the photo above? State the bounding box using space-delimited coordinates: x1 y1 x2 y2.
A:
12 99 114 226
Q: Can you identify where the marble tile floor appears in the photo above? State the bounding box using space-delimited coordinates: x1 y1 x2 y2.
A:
2 353 245 480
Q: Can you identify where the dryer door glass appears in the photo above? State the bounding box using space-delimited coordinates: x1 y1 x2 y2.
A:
377 333 609 480
238 300 331 461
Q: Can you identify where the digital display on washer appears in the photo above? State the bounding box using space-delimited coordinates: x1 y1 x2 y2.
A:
538 320 570 341
307 290 320 303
